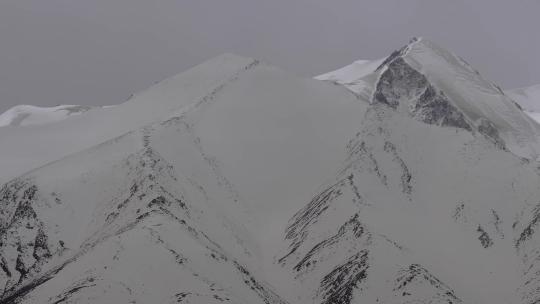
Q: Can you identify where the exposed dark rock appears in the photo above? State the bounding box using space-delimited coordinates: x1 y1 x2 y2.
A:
453 202 466 222
48 278 97 304
317 250 369 304
384 141 413 196
477 119 505 149
345 140 387 187
279 179 347 264
15 255 28 281
374 58 472 132
0 257 11 278
233 261 288 304
32 227 51 261
476 225 493 248
293 214 368 274
491 209 504 239
394 264 462 304
414 87 472 131
515 202 540 249
374 38 417 72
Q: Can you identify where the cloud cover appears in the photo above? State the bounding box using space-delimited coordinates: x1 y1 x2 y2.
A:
0 0 539 112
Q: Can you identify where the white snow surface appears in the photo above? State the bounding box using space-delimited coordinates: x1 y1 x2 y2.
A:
507 84 540 112
507 84 540 123
0 105 99 127
2 40 540 304
0 54 263 184
315 58 384 85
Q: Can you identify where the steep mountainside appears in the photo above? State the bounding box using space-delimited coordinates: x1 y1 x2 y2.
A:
2 38 540 304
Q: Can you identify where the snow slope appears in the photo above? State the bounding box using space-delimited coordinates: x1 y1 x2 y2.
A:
0 105 97 127
3 39 540 304
0 54 267 185
507 84 540 123
507 84 540 112
315 58 384 95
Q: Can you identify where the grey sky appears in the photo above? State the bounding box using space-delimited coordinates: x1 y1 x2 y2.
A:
0 0 539 113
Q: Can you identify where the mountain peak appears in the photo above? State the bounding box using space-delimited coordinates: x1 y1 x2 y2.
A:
318 38 540 159
374 37 423 71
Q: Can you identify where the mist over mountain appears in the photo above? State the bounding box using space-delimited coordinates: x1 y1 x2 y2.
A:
1 38 540 304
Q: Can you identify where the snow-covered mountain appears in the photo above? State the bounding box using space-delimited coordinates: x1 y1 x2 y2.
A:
2 38 540 304
0 105 97 127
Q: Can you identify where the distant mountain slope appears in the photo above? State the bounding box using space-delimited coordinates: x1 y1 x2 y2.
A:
0 105 97 127
507 84 540 123
507 84 540 112
0 54 263 184
315 58 384 95
3 39 540 304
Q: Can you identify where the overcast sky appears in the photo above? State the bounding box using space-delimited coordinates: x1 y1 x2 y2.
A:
0 0 539 113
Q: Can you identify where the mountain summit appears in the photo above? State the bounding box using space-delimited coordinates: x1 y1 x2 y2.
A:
2 39 540 304
318 37 540 159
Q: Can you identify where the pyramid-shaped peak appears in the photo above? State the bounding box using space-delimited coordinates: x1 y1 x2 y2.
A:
317 37 540 159
375 37 462 71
